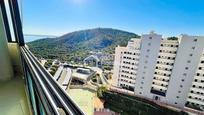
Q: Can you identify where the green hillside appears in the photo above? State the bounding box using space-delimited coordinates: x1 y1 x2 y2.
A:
27 28 139 62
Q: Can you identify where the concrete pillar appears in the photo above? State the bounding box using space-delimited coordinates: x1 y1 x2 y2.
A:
0 8 13 81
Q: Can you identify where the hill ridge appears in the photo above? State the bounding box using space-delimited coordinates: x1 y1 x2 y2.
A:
27 28 139 62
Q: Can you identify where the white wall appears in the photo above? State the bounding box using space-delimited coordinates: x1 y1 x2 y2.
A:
166 35 204 108
134 33 162 98
112 46 125 86
0 8 13 81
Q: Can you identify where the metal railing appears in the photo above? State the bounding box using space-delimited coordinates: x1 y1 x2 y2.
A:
21 46 85 115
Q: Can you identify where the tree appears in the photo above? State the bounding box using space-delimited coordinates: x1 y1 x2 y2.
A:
167 36 178 40
44 62 50 69
97 86 107 98
49 70 55 76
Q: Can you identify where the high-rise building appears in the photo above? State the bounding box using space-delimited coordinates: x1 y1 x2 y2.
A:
112 32 204 111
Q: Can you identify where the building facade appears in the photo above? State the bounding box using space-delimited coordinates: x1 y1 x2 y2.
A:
112 32 204 111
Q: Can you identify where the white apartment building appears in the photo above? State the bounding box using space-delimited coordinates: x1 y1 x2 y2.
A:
112 38 141 91
112 32 204 111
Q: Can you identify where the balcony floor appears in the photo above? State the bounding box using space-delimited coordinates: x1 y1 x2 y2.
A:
0 77 30 115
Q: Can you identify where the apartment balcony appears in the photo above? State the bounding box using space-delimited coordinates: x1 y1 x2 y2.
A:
187 98 204 106
0 0 84 114
159 46 178 51
0 77 30 115
156 58 175 64
199 63 204 67
154 69 172 75
190 87 204 94
158 52 177 57
156 63 174 69
188 93 204 100
194 76 204 81
154 74 170 80
152 79 169 85
192 82 204 87
197 70 204 74
151 84 168 90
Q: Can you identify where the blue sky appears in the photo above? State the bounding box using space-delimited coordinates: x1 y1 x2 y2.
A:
22 0 204 37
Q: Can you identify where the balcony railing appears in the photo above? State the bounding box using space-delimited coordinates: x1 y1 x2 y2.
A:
21 46 85 115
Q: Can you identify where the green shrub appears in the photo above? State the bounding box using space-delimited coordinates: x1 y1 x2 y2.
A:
99 91 186 115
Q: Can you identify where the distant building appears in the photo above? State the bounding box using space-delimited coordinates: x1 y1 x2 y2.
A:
52 59 61 65
112 32 204 111
84 53 114 68
72 68 95 82
39 58 47 66
84 55 101 67
94 108 120 115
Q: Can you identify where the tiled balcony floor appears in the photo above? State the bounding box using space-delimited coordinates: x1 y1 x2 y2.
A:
0 77 30 115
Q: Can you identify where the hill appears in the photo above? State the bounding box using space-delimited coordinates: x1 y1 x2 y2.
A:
27 28 139 62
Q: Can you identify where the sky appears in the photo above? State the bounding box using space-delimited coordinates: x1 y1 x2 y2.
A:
22 0 204 37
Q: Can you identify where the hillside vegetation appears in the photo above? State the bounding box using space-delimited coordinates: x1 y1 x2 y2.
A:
27 28 139 62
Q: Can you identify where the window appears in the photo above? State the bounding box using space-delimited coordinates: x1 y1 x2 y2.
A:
149 37 152 39
164 73 166 76
194 79 198 82
190 91 194 93
194 39 197 42
185 67 189 70
181 79 184 82
187 60 191 63
180 85 183 88
189 54 193 56
192 46 195 50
